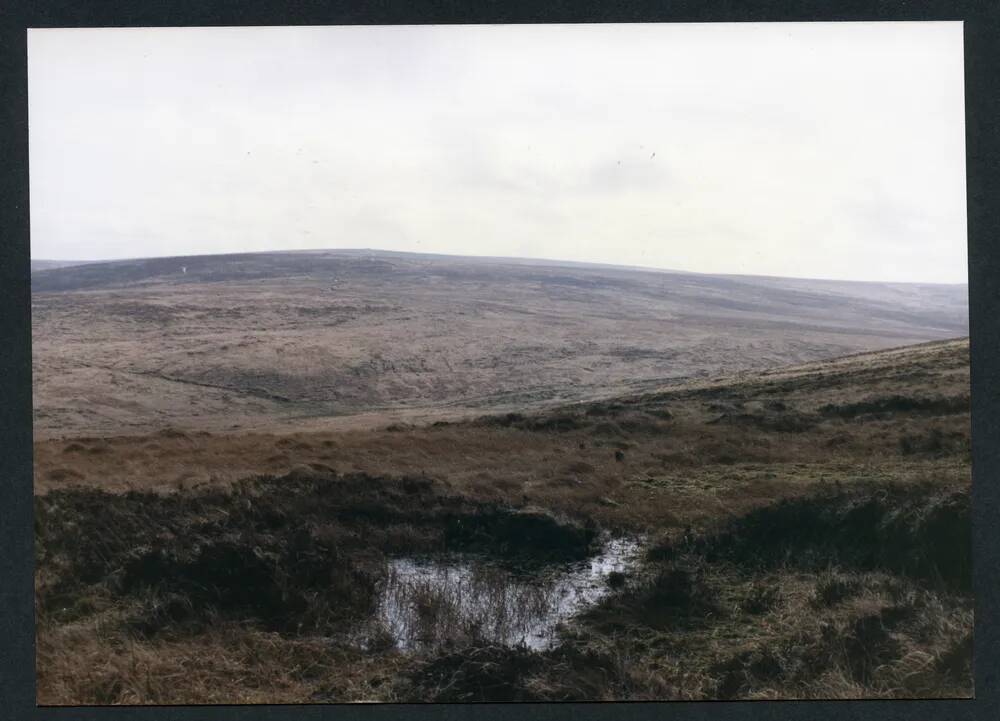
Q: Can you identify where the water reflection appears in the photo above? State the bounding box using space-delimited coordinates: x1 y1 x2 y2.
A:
369 536 642 651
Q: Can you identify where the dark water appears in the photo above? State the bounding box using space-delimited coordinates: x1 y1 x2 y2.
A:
365 536 642 652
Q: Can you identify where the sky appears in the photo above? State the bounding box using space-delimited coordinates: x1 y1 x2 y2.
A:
28 22 967 283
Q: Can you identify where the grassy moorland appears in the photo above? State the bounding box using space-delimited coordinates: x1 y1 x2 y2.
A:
31 249 966 440
35 337 971 703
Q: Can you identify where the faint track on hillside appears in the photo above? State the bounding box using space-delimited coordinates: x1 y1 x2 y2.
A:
71 360 293 404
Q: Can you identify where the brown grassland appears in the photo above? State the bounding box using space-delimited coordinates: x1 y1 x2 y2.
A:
31 250 967 439
35 332 972 703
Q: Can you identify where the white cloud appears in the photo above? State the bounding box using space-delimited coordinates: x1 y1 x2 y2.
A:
28 22 967 282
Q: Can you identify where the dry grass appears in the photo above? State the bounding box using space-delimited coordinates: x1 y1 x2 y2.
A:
35 338 972 704
398 484 972 702
37 622 409 704
31 251 967 439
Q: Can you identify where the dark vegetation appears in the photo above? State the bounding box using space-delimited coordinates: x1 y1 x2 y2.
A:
37 474 971 702
397 483 972 702
819 394 969 419
899 428 971 457
686 483 970 591
35 338 973 703
36 470 597 638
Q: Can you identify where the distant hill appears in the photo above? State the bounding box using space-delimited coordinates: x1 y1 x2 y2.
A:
31 259 101 273
30 249 968 437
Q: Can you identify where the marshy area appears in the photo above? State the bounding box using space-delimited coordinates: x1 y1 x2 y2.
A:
36 471 971 703
34 339 974 703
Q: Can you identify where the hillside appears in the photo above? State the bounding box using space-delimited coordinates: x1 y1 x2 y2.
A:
30 259 100 272
32 336 970 499
35 338 972 703
31 249 968 439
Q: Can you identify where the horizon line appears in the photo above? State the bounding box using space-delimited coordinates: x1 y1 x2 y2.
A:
30 246 970 287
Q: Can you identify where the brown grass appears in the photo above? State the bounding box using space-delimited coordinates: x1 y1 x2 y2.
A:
35 338 972 704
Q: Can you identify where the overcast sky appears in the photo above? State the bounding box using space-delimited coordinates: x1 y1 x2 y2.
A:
28 22 967 283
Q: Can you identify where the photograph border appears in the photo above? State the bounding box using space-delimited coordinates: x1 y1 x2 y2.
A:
2 2 997 720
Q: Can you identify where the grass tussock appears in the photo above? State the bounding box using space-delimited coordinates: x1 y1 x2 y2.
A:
393 483 972 702
36 470 597 639
37 478 972 704
819 394 969 420
689 483 970 591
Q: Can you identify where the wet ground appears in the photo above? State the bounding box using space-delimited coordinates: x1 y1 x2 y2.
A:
368 536 643 651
